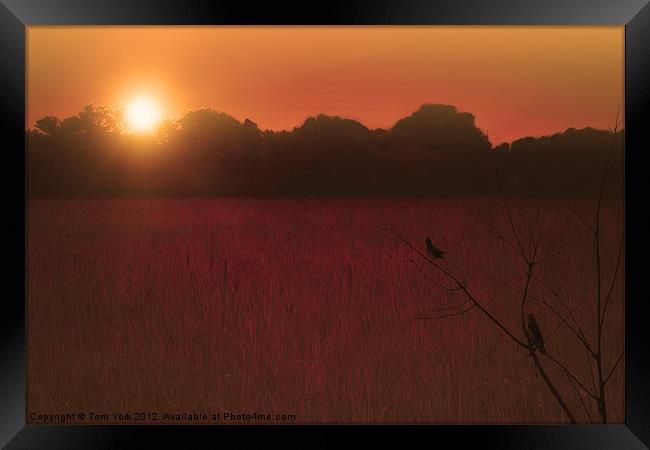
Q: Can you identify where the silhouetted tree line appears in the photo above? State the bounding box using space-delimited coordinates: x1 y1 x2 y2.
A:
27 103 623 197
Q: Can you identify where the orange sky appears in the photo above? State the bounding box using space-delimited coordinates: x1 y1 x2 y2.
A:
27 26 624 144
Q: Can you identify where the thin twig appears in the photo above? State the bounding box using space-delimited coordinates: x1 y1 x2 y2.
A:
382 228 528 348
529 348 578 423
472 265 585 347
541 352 598 401
482 266 594 356
406 304 477 326
492 161 528 262
592 111 620 424
526 202 543 256
498 166 578 424
410 298 472 316
567 205 596 234
604 350 624 385
408 259 462 292
601 236 624 324
545 319 567 343
565 372 594 423
532 251 562 266
531 275 587 341
530 294 594 356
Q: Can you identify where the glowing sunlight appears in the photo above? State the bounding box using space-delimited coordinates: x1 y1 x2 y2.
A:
125 96 161 132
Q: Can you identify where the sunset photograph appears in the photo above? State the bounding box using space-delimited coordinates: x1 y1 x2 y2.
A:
26 26 625 424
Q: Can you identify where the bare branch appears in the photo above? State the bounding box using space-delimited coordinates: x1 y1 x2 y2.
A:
545 319 567 343
529 294 595 357
408 284 471 315
382 228 529 348
472 266 587 350
588 357 599 394
604 350 624 385
389 225 580 424
529 349 578 423
472 266 524 296
408 259 462 292
596 110 620 218
497 233 526 261
541 352 598 401
499 240 530 272
485 257 593 357
407 304 477 325
533 251 562 266
414 298 472 315
567 205 596 234
591 111 621 424
565 371 594 423
601 236 624 324
519 260 535 343
492 161 528 262
531 275 587 340
526 202 543 256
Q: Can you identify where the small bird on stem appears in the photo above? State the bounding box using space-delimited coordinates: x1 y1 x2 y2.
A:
527 313 546 354
425 238 447 259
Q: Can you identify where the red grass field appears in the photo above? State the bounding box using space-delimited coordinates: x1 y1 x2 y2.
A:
26 198 624 424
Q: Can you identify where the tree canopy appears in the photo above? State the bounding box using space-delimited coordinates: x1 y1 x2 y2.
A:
27 103 623 198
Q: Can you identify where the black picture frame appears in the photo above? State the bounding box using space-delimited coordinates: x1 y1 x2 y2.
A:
2 1 649 448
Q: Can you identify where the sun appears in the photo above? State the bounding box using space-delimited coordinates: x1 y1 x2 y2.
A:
125 96 161 132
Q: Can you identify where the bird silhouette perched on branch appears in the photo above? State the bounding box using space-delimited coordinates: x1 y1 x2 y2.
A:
425 238 447 259
527 313 546 354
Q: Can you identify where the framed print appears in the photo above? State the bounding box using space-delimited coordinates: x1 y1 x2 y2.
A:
2 0 649 448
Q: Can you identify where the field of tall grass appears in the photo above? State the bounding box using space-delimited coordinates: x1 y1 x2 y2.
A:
26 198 624 423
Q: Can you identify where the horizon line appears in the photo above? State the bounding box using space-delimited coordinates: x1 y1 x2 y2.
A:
26 102 624 145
